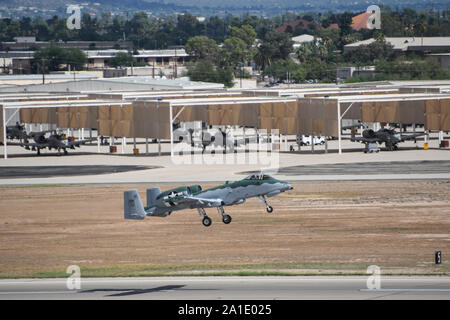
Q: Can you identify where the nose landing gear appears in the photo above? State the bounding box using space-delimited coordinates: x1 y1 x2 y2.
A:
259 195 273 213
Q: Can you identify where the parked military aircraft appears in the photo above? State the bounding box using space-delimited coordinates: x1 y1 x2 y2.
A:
9 130 95 155
124 174 293 227
351 127 427 151
175 127 249 153
6 122 27 141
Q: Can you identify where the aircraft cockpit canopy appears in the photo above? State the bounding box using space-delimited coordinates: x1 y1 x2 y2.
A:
244 174 273 181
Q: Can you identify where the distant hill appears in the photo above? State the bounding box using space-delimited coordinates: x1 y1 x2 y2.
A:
0 0 448 19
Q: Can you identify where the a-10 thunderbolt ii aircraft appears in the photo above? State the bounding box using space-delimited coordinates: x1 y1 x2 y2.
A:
8 130 95 155
6 122 28 141
351 127 427 151
124 174 293 227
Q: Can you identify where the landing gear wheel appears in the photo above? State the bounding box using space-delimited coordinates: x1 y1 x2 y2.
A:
202 216 212 227
266 205 273 213
222 214 232 224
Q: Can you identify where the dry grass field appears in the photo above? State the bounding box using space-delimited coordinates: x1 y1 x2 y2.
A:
0 180 449 278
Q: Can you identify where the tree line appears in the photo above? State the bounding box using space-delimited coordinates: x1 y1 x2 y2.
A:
1 7 450 85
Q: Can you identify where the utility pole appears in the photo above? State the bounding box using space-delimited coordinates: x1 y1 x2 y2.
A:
240 52 244 89
41 58 46 84
152 60 155 78
174 46 177 79
130 58 134 76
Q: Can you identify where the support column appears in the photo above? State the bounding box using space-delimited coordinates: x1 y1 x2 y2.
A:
146 138 149 155
243 127 246 151
3 107 7 159
169 104 173 157
413 123 419 148
337 102 342 155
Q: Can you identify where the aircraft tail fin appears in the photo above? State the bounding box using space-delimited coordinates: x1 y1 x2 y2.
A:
124 190 146 220
146 187 161 207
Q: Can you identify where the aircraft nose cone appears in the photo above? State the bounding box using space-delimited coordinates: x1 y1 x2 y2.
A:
283 183 293 191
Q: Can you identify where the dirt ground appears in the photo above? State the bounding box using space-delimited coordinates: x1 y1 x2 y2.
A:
0 180 449 277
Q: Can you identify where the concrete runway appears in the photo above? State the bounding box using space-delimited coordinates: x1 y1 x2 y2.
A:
246 160 450 176
1 277 450 300
1 148 450 185
0 165 158 178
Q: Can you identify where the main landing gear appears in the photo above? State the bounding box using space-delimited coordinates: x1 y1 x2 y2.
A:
259 195 273 213
197 206 232 227
197 208 212 227
217 206 232 224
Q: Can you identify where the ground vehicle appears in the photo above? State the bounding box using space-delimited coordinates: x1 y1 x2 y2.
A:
297 135 325 146
364 143 380 153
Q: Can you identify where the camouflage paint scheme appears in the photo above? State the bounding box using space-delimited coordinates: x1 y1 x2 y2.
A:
124 174 293 227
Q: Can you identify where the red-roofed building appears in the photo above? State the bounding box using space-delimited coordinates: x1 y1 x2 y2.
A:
327 23 339 30
351 12 373 31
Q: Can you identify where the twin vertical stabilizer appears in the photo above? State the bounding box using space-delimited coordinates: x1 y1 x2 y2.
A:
124 190 146 220
124 188 162 220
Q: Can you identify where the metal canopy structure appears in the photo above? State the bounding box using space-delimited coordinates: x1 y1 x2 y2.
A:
88 90 245 101
1 99 132 159
298 93 450 153
242 87 400 98
2 86 450 158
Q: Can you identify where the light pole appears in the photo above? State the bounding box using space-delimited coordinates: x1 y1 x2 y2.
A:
169 43 183 79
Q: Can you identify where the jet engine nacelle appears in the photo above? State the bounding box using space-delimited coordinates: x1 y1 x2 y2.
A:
233 199 246 205
187 185 202 195
363 129 376 139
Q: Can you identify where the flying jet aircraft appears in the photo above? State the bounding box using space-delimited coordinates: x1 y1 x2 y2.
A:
124 174 293 227
9 130 95 155
350 127 427 151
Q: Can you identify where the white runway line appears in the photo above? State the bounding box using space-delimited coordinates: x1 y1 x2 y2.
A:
360 289 450 292
0 291 77 295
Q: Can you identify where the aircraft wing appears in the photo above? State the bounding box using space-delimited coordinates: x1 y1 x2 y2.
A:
161 194 223 208
399 132 427 142
67 137 97 147
351 137 380 143
185 196 223 207
6 141 39 148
